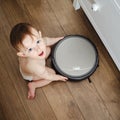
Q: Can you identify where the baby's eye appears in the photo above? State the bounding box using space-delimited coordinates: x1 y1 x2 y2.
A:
36 40 40 44
28 48 32 52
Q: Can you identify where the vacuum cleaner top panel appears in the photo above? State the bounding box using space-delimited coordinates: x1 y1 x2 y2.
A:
52 35 98 80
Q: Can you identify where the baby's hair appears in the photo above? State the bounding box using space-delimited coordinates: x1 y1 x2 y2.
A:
10 22 36 51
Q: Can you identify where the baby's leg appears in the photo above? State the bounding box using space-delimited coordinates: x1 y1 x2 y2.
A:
46 47 51 59
28 79 51 99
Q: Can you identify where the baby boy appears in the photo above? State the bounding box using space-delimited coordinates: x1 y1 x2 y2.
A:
10 23 68 99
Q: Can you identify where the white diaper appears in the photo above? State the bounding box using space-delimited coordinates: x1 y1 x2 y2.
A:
19 68 33 81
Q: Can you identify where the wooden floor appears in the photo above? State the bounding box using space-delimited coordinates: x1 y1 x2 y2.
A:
0 0 120 120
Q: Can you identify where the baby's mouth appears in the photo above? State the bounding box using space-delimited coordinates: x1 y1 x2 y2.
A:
39 51 44 56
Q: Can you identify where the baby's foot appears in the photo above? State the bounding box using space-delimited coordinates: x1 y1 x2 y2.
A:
28 82 36 99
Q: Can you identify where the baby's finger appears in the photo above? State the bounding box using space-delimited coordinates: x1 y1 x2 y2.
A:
62 77 68 81
63 76 68 80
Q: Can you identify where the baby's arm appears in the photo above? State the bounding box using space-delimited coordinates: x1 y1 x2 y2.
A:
44 37 64 46
31 65 68 81
41 68 68 81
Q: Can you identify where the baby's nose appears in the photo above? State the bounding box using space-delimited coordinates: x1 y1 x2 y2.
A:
35 45 41 51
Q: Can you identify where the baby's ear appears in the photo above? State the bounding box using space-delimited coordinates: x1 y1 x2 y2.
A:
38 31 42 37
17 52 25 57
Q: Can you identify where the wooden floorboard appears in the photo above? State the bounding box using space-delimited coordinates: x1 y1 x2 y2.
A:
0 0 120 120
43 82 84 120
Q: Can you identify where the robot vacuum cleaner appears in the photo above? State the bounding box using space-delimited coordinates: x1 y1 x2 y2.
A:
51 35 99 81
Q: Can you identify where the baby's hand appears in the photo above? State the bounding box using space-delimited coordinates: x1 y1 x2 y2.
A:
52 37 64 42
57 36 64 40
57 75 68 81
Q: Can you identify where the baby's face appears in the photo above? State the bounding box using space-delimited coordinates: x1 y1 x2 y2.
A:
19 28 46 59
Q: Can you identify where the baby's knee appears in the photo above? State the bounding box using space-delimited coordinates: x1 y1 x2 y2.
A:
47 67 56 74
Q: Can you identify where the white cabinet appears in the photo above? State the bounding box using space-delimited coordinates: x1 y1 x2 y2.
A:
73 0 120 71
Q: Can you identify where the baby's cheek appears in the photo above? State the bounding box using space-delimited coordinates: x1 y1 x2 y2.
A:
30 51 36 57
